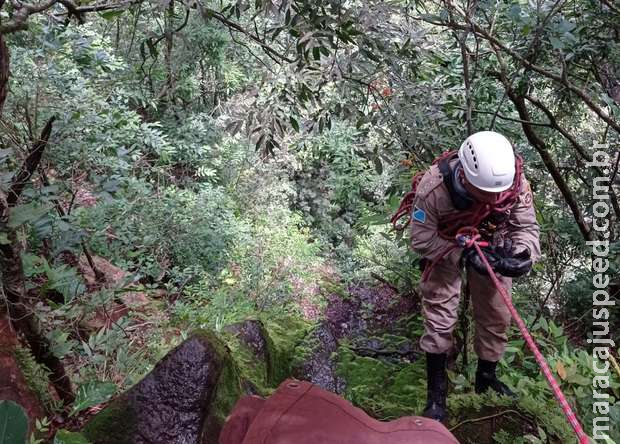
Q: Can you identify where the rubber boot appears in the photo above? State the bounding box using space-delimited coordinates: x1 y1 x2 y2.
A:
422 352 448 422
475 359 516 397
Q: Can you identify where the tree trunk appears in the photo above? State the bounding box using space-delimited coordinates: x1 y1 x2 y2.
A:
503 88 593 242
0 118 75 404
0 34 9 115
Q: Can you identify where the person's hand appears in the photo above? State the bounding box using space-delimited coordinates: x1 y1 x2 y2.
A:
462 239 532 278
494 248 532 277
461 245 498 276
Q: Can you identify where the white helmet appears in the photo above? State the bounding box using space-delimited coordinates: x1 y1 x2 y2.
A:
458 131 516 192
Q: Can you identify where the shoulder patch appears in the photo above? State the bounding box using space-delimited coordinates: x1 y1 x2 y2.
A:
412 206 426 224
520 181 533 207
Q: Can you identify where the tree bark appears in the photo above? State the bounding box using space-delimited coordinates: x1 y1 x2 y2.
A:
0 117 75 404
596 62 620 107
0 34 9 115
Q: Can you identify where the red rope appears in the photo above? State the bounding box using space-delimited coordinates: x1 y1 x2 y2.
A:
391 151 523 236
457 227 590 444
399 152 524 282
391 151 456 231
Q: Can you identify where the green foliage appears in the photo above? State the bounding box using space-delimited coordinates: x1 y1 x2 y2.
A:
77 179 238 280
1 0 618 441
28 417 52 444
71 381 117 416
0 400 28 444
500 321 620 441
172 208 324 330
22 253 85 302
53 430 91 444
13 346 60 412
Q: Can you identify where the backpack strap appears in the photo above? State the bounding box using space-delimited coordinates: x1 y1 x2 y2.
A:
438 158 473 211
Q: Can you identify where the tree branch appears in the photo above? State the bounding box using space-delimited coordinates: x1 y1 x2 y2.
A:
7 116 55 205
199 5 296 64
418 11 620 134
491 49 593 241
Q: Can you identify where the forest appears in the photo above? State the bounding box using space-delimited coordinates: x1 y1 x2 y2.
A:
0 0 618 442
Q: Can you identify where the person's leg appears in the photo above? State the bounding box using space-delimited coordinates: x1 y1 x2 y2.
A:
468 268 515 396
419 258 462 421
420 258 462 355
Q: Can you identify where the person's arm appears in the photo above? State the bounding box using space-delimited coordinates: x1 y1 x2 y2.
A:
506 176 541 262
410 188 460 264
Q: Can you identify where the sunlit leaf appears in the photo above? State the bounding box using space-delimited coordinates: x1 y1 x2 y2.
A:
71 381 117 416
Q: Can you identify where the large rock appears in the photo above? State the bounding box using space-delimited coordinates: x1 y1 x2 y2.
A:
292 322 345 394
223 320 270 363
83 331 242 444
221 318 310 395
222 320 274 395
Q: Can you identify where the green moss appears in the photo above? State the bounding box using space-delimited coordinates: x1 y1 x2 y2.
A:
260 315 311 385
290 328 321 372
82 397 136 444
218 316 311 397
336 345 573 442
202 340 244 443
54 429 91 443
335 345 427 420
220 333 270 395
447 392 573 443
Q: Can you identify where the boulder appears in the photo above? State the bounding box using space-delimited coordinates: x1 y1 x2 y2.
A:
221 318 310 394
83 331 242 444
223 320 270 362
292 322 345 394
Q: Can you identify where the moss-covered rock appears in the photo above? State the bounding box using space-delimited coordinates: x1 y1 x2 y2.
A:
335 345 427 420
291 322 345 393
83 330 242 444
219 316 309 397
221 319 275 395
260 315 311 385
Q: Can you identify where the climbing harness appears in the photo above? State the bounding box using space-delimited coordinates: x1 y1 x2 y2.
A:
456 227 590 444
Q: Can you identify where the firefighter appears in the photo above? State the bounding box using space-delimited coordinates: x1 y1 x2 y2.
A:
409 131 540 422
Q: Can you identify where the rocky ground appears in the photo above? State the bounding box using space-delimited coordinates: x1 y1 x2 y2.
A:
5 266 574 443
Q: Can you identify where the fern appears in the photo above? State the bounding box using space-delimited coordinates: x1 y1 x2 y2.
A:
13 346 61 412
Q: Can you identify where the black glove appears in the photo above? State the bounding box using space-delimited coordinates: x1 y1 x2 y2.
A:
461 245 499 276
462 239 532 278
494 248 532 278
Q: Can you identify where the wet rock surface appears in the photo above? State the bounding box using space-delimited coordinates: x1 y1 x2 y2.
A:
292 322 345 393
325 285 418 339
83 331 235 444
293 284 419 394
223 320 270 361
